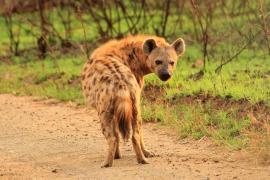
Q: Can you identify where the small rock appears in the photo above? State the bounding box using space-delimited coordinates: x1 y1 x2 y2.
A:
51 169 58 173
202 158 208 162
181 157 190 162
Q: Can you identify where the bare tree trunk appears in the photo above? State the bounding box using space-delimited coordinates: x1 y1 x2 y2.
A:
3 10 21 56
258 0 270 54
37 0 48 59
4 15 15 54
161 0 171 37
190 0 206 71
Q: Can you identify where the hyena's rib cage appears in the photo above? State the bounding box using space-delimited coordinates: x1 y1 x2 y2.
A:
81 35 185 167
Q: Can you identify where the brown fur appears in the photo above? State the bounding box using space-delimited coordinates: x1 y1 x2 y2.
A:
81 34 185 167
114 94 133 141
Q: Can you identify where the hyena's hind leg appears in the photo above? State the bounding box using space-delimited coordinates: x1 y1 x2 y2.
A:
100 112 118 168
114 134 121 159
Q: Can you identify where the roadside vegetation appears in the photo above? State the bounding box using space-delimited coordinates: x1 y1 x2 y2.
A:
0 0 269 164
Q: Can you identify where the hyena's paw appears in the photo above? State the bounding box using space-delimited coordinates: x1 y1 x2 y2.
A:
143 150 157 158
101 161 113 168
137 158 149 164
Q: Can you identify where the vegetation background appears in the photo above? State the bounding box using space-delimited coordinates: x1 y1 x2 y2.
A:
0 0 269 164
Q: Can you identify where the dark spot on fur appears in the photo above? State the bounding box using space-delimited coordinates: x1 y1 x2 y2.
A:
95 59 103 64
112 62 120 70
103 63 118 75
87 71 94 77
87 58 93 64
118 84 123 90
81 75 85 80
107 79 111 84
106 54 114 58
128 54 133 62
93 77 97 84
113 73 121 81
100 76 109 82
116 72 130 86
130 93 138 118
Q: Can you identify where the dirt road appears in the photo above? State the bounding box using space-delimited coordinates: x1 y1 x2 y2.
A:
0 94 269 180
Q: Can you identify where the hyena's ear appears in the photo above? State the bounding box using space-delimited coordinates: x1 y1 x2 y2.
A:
171 38 185 56
143 39 157 55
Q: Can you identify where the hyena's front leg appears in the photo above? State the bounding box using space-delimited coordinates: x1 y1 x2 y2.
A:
139 129 156 158
134 94 156 160
132 125 149 164
136 101 156 158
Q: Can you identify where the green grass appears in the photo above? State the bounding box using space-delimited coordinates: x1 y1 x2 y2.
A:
141 98 252 149
0 55 85 104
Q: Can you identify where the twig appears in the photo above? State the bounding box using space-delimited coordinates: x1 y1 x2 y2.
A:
75 5 89 59
215 43 248 74
215 30 261 74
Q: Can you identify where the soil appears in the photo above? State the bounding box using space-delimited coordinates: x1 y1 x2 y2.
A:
0 94 269 180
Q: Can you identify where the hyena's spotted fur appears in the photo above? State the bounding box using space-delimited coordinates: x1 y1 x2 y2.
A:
81 35 185 167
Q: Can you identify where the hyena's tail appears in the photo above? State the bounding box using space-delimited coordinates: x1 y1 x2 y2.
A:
114 94 133 141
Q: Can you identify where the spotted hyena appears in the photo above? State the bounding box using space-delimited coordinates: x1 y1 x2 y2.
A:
81 35 185 167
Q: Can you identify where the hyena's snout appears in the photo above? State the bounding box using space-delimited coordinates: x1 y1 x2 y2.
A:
158 69 171 81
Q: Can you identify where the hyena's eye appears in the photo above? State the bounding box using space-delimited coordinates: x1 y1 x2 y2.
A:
155 60 163 65
169 61 175 66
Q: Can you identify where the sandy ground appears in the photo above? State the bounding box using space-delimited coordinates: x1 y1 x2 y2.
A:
0 94 269 180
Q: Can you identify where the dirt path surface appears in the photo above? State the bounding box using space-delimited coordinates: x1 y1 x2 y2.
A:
0 94 269 180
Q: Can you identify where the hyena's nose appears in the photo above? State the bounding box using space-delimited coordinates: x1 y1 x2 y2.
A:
159 71 171 81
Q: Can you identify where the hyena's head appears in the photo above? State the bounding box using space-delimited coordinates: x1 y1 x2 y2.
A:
143 38 185 81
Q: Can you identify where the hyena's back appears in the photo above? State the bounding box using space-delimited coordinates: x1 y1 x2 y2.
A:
81 57 140 140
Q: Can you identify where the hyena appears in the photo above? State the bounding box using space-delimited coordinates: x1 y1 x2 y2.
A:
81 35 185 167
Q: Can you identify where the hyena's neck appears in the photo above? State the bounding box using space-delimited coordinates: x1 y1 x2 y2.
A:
124 46 151 88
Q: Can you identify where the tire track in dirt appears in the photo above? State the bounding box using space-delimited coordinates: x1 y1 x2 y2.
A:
0 94 269 180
